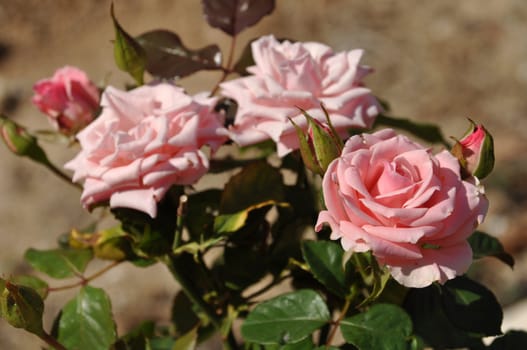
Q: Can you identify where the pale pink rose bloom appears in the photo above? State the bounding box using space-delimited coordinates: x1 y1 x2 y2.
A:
65 84 227 218
316 129 488 288
32 66 100 134
220 35 381 157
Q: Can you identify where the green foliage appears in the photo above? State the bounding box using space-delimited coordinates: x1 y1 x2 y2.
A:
241 290 330 345
340 304 413 350
111 3 146 85
301 240 347 297
0 278 45 336
404 276 503 349
24 247 93 279
58 286 117 350
469 231 514 267
374 114 448 145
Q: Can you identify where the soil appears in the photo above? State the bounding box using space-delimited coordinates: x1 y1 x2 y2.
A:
1 1 527 348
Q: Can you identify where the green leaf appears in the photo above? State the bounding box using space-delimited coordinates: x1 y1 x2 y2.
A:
214 161 287 233
111 3 146 85
8 275 48 299
173 327 198 350
301 240 346 297
136 29 222 79
184 189 222 239
148 337 176 350
442 276 503 336
171 292 200 336
489 330 527 350
241 289 330 345
58 286 117 350
340 304 412 350
468 231 514 268
403 281 488 349
24 247 93 279
0 278 45 336
201 0 275 36
113 321 155 350
374 114 448 145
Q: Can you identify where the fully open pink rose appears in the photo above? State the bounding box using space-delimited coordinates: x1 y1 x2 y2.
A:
316 129 488 288
65 84 227 218
220 35 381 156
32 66 100 134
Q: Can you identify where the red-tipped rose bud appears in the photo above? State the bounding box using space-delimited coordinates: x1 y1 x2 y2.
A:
0 116 50 165
451 119 494 179
290 108 343 175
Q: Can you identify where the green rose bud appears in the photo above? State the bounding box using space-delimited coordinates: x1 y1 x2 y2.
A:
451 119 495 179
290 107 343 175
0 116 50 165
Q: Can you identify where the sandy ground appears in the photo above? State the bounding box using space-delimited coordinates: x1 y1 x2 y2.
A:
1 1 527 348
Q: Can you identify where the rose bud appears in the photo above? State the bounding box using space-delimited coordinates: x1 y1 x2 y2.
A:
290 108 343 175
0 116 49 165
32 66 100 135
451 120 495 179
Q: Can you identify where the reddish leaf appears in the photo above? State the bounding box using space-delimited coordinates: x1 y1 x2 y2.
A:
201 0 275 36
136 29 222 79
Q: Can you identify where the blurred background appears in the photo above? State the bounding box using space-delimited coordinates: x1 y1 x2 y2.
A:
1 0 526 348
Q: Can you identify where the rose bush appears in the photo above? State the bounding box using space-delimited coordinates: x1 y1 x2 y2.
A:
65 83 226 218
316 129 489 288
32 66 100 134
221 34 381 156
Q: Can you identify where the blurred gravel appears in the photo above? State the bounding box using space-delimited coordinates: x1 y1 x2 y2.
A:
1 1 526 348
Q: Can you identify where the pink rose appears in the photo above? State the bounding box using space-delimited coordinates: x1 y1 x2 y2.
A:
32 66 100 134
315 129 488 288
220 35 381 157
65 83 227 218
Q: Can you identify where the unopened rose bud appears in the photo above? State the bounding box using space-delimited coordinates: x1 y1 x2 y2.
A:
451 119 494 179
32 66 100 135
0 116 49 165
290 108 343 175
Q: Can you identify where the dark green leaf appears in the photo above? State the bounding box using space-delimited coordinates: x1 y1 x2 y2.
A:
489 330 527 350
221 243 268 290
0 278 45 336
8 275 48 299
442 276 503 336
149 337 176 350
136 29 222 79
171 292 200 335
340 304 412 350
468 231 514 268
111 3 146 84
58 286 117 350
184 189 222 240
233 39 256 75
113 321 155 350
241 289 330 345
301 240 346 297
374 114 448 145
24 248 93 279
403 282 487 349
201 0 275 35
214 161 286 233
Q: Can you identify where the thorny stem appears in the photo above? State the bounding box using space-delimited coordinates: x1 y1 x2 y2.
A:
326 297 352 348
39 331 68 350
47 261 122 293
210 35 237 96
172 194 188 250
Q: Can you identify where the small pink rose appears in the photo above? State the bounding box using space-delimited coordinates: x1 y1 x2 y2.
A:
316 129 488 288
65 83 227 218
32 66 100 134
220 35 381 157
